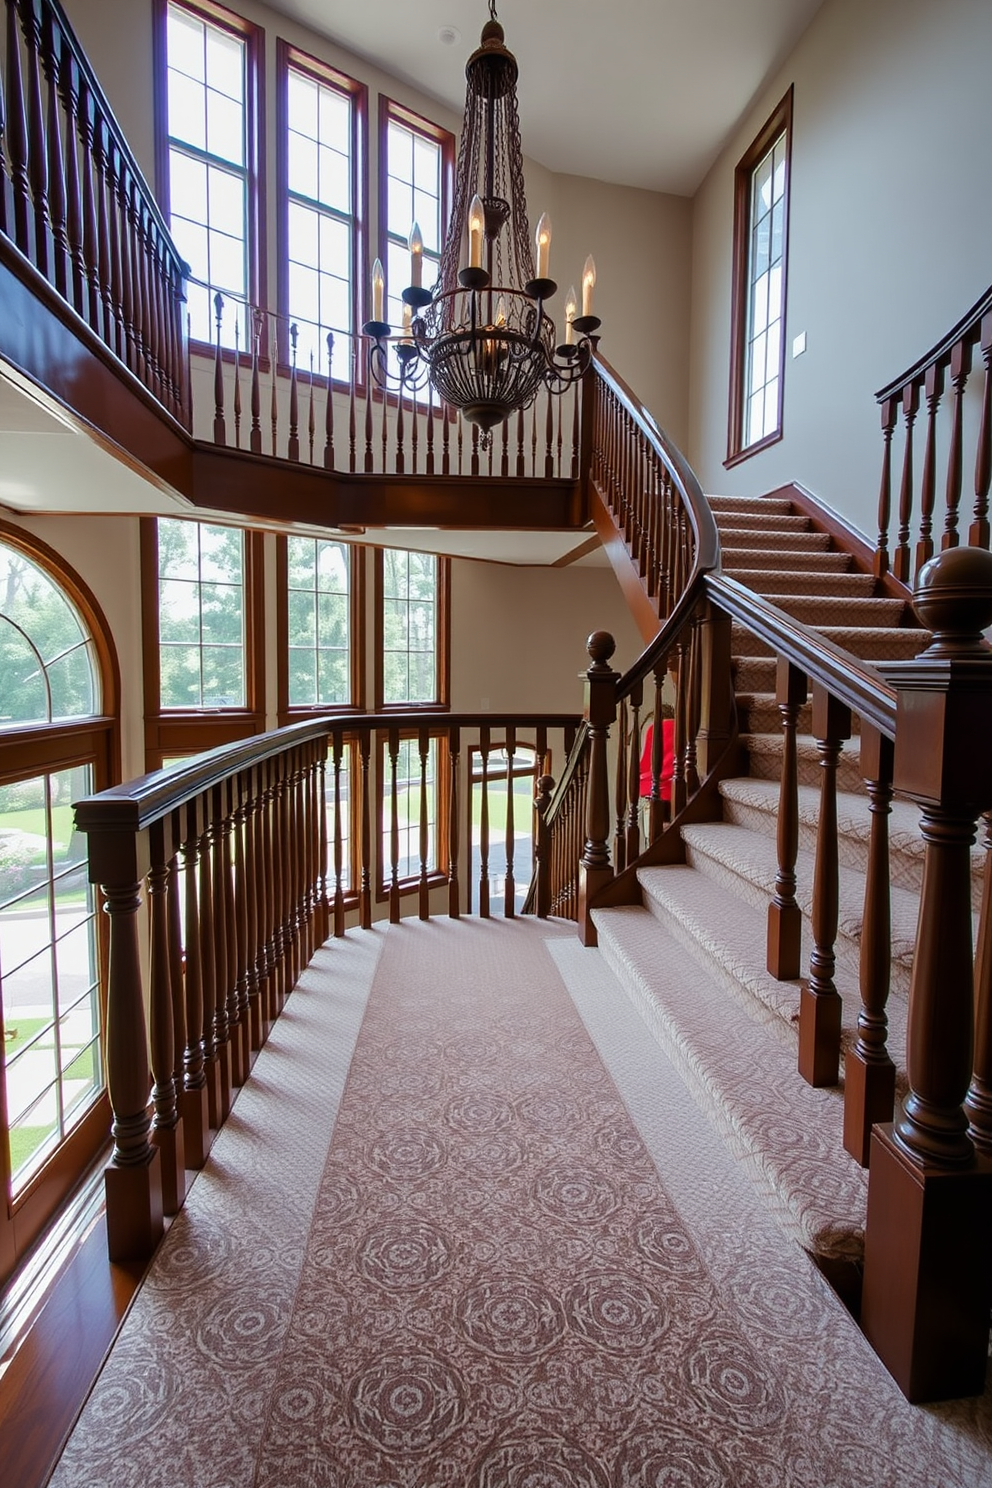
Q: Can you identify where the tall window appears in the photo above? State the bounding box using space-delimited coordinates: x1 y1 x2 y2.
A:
282 535 355 711
0 528 117 1287
379 98 453 333
157 0 261 345
375 549 449 709
279 43 367 372
727 89 793 464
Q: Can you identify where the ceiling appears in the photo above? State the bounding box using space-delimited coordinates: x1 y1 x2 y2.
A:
263 0 824 195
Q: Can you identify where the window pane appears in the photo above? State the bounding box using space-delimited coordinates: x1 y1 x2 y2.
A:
288 591 315 648
167 6 205 82
289 133 320 202
0 545 99 725
318 144 349 213
288 72 318 138
206 89 244 166
168 71 206 152
319 88 350 151
205 26 243 103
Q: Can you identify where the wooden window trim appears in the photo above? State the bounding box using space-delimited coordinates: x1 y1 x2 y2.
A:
374 725 451 903
276 41 369 380
726 86 793 468
377 95 454 312
274 534 367 723
152 0 268 357
373 548 450 712
141 518 266 769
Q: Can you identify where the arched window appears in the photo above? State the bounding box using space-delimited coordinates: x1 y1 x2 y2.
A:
0 526 119 1287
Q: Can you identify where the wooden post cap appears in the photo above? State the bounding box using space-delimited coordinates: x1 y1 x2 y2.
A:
913 546 992 658
586 631 617 669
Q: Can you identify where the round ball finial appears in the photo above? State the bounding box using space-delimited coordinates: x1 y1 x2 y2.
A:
913 545 992 657
480 19 504 44
586 630 616 666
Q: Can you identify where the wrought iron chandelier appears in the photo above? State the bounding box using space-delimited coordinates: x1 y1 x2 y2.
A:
362 3 601 437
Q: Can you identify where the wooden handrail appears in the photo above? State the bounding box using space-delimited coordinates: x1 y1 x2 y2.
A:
875 283 992 405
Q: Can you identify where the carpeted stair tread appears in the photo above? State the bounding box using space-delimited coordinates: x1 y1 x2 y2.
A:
732 656 778 693
722 548 854 572
744 731 867 794
713 511 816 532
707 493 796 515
720 528 834 552
731 624 926 661
759 594 908 626
728 569 877 597
736 695 813 736
591 902 868 1261
678 819 919 997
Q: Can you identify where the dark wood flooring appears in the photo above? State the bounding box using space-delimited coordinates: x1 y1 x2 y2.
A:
0 1217 144 1488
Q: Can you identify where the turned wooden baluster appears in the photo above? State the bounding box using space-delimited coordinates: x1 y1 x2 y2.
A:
862 546 992 1402
288 322 300 460
941 340 971 553
479 724 491 918
316 743 329 944
579 631 619 947
242 772 263 1051
93 113 115 353
646 661 668 844
426 383 436 476
504 723 516 917
21 0 51 277
225 781 249 1086
534 773 554 919
40 5 68 297
418 726 430 920
614 698 629 875
208 788 233 1119
671 639 689 817
324 331 335 470
180 812 209 1167
268 760 285 1011
57 37 85 316
970 312 992 549
767 659 806 980
283 751 300 986
196 814 222 1128
269 330 278 455
387 729 401 922
624 680 643 866
915 362 944 576
361 349 372 472
6 0 31 254
798 684 851 1087
211 291 226 444
515 405 525 478
331 731 345 937
844 724 896 1165
447 725 460 918
892 383 920 584
256 759 276 1032
966 813 992 1153
165 819 189 1202
147 826 184 1216
359 730 372 928
380 382 389 475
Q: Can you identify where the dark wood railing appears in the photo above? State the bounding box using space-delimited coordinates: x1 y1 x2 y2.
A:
0 0 189 423
875 283 992 583
73 710 578 1260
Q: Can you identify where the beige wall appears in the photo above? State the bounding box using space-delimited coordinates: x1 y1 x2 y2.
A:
688 0 992 538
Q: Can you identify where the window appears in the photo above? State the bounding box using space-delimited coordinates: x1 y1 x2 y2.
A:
0 526 118 1287
142 518 265 766
379 98 453 332
156 0 262 346
278 43 367 373
374 549 449 709
727 88 793 464
278 535 362 715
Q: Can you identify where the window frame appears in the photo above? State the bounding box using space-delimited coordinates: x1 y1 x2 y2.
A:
726 87 794 468
377 95 454 326
373 548 450 713
153 0 267 354
275 534 366 723
141 517 266 768
276 40 369 379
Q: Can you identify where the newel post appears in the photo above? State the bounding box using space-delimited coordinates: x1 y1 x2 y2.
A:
578 630 619 946
861 546 992 1403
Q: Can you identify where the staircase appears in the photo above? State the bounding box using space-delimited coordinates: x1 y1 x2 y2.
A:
591 493 984 1293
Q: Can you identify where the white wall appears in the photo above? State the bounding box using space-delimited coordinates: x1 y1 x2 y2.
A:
688 0 992 538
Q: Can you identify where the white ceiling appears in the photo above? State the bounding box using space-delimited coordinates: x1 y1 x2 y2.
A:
264 0 824 195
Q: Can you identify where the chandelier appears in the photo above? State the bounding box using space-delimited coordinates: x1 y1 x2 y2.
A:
362 3 601 436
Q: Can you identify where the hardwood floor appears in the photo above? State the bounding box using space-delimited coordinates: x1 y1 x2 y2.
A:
0 1211 145 1488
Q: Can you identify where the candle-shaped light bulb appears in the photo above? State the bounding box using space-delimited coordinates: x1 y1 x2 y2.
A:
401 301 413 342
535 212 552 279
409 222 423 289
468 194 485 269
564 284 577 345
582 255 597 318
371 257 385 322
495 296 507 327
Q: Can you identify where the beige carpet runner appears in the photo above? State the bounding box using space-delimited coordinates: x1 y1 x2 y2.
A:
50 919 992 1487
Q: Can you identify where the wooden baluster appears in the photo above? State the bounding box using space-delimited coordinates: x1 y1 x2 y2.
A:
380 379 389 475
915 362 944 576
579 631 619 946
6 0 31 254
305 351 314 462
625 680 642 866
504 724 516 917
126 176 148 383
767 659 807 979
479 724 491 918
332 731 345 937
798 684 851 1087
363 346 373 472
212 291 226 444
388 728 401 923
411 379 419 474
683 615 702 799
442 402 452 476
471 422 480 477
966 813 992 1152
534 772 554 919
249 309 262 453
270 325 278 455
165 822 189 1199
256 760 276 1034
210 788 233 1118
101 876 163 1262
40 5 68 296
229 784 250 1086
500 414 509 479
77 78 103 335
94 113 115 352
516 405 525 478
275 760 291 1004
21 0 51 277
448 725 460 918
892 382 920 584
289 751 303 981
862 547 992 1402
614 698 629 875
418 726 430 920
844 724 896 1165
425 382 435 475
942 340 971 552
288 322 300 460
197 816 222 1128
571 384 581 480
147 830 184 1217
530 400 538 476
317 742 330 944
646 661 668 844
395 380 406 474
180 815 209 1167
970 312 992 549
242 773 262 1052
324 331 336 469
359 731 372 928
57 37 85 316
457 413 464 475
671 639 689 817
544 389 555 477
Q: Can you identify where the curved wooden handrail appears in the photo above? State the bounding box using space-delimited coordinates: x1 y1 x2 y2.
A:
876 282 992 404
